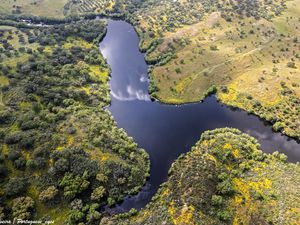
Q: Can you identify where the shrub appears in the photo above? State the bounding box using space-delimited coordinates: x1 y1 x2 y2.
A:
39 186 59 203
211 195 223 206
273 121 285 132
175 67 181 73
5 178 28 197
287 61 296 68
210 45 218 51
217 179 235 196
217 210 231 222
59 173 90 200
91 186 106 202
12 196 34 220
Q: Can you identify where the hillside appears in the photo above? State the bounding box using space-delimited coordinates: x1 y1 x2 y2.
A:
126 0 300 140
0 1 299 224
102 128 300 225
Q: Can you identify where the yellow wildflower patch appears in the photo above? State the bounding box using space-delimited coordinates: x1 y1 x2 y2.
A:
168 201 196 225
67 135 74 146
249 178 272 191
223 143 232 150
81 86 91 95
217 85 238 103
175 77 192 94
205 153 217 165
101 155 108 161
162 188 170 198
177 205 195 225
56 146 64 151
232 177 273 224
89 65 109 83
232 149 239 159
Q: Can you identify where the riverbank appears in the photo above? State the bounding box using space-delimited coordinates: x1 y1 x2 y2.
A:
102 128 300 225
0 14 299 224
100 20 300 215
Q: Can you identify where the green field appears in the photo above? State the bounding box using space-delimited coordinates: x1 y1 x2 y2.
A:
0 0 68 18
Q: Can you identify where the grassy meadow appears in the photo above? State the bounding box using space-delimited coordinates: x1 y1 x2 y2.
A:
146 0 299 103
0 0 68 18
129 0 300 140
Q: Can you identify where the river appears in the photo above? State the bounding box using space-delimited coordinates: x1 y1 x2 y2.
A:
99 20 300 212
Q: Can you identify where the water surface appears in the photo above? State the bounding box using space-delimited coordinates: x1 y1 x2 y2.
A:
99 20 300 212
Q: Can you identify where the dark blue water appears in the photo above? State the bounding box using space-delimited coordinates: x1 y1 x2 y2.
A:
99 20 300 212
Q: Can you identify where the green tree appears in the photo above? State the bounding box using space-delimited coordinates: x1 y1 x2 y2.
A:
12 196 35 220
211 195 223 206
59 172 90 200
91 186 106 201
39 186 59 203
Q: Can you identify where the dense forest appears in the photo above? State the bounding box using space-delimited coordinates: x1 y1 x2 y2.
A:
0 20 149 224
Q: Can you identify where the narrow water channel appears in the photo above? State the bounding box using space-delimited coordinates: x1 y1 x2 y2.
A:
99 20 300 212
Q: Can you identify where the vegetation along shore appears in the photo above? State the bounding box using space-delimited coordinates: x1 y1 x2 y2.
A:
0 0 299 224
